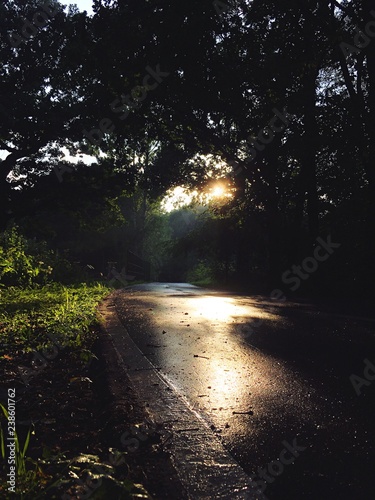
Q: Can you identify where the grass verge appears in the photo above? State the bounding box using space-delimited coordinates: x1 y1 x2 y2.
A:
0 283 152 499
0 282 109 353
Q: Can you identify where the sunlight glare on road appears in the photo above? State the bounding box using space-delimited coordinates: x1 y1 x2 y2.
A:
189 295 276 325
209 360 241 403
191 296 247 322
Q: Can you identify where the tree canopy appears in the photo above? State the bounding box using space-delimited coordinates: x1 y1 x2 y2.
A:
1 0 374 295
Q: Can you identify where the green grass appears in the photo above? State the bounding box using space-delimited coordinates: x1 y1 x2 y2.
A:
0 282 110 354
0 281 153 499
0 282 111 498
0 404 41 498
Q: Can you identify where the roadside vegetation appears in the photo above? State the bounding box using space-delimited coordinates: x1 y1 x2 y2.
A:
0 227 150 499
1 283 108 354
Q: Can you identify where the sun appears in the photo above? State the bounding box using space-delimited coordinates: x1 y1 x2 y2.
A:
160 180 234 214
208 182 234 201
211 185 225 198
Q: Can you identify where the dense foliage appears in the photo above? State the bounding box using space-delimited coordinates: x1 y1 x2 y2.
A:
0 0 374 296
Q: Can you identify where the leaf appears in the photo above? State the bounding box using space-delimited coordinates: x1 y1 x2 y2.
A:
0 403 8 419
0 425 5 459
22 428 32 458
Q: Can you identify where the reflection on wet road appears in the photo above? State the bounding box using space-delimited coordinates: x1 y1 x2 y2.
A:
115 283 375 499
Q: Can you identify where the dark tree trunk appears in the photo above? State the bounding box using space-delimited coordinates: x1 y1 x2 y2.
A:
263 147 282 286
362 0 375 289
0 152 24 229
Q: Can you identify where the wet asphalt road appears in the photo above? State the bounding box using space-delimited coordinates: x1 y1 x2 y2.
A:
114 283 375 500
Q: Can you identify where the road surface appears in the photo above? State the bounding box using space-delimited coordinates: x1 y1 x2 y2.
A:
113 282 375 499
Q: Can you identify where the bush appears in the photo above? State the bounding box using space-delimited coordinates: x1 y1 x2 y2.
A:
0 226 54 286
186 260 214 286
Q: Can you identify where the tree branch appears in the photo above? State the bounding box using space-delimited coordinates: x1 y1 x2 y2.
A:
0 140 17 153
356 52 366 108
335 45 358 102
331 0 362 25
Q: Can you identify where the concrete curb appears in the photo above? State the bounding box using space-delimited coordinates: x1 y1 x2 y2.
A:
98 292 267 500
